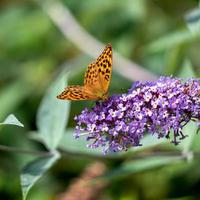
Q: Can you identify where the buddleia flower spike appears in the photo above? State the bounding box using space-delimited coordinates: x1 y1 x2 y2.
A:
75 77 200 154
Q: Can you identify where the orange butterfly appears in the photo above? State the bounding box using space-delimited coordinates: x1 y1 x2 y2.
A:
57 44 112 101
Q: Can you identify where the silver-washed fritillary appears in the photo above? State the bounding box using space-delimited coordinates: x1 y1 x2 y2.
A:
57 44 112 101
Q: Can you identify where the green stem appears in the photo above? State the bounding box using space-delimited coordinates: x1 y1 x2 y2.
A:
0 144 53 157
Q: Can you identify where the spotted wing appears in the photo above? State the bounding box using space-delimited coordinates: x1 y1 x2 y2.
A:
95 44 112 92
84 44 112 93
84 62 98 86
56 85 98 100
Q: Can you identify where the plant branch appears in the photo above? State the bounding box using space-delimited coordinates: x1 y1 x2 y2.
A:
39 0 157 81
0 144 53 157
0 143 198 162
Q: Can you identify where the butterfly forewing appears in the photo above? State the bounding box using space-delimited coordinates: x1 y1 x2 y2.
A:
95 44 112 92
84 62 99 86
84 44 112 94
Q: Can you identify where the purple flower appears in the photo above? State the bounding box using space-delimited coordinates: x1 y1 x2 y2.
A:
74 77 200 154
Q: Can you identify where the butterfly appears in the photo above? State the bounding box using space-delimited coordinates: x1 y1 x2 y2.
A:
57 44 112 101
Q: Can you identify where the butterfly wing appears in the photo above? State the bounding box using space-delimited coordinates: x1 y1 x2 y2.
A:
57 44 112 101
84 62 98 86
84 44 112 95
95 44 112 92
57 85 98 100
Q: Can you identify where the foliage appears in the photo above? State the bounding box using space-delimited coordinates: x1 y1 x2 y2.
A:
0 0 200 199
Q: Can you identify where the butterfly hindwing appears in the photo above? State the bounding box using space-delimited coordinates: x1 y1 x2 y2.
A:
57 85 97 100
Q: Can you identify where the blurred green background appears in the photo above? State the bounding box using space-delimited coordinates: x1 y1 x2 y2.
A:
0 0 200 199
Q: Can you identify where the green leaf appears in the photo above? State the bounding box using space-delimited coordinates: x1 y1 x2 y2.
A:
100 156 182 180
144 29 196 54
20 151 60 200
177 121 198 153
178 59 196 78
164 45 186 75
185 8 200 35
59 129 103 157
123 0 146 20
59 130 167 158
0 114 24 127
0 80 31 121
36 74 70 150
127 134 167 153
